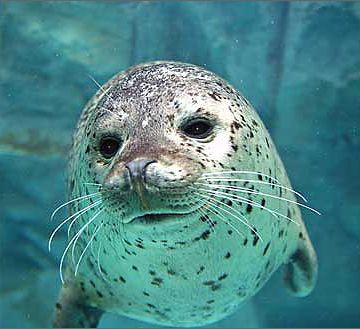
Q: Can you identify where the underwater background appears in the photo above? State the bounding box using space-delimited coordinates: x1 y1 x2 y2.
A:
0 1 359 327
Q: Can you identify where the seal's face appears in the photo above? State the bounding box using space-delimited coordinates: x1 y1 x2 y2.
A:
84 66 236 228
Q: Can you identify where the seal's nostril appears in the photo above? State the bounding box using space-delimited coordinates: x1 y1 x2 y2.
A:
126 159 156 180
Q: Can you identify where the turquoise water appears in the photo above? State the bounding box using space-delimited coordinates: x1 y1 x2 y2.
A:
1 1 360 327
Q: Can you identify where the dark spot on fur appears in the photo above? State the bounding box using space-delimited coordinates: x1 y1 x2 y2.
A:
263 242 270 255
287 208 292 219
143 291 150 296
234 121 241 130
55 303 62 310
282 244 288 254
243 238 248 246
225 252 231 259
200 215 208 222
96 290 103 298
201 230 211 240
151 277 163 286
265 260 271 270
246 204 253 213
265 137 270 148
132 265 138 271
119 276 126 283
197 266 205 275
228 230 233 235
218 273 228 281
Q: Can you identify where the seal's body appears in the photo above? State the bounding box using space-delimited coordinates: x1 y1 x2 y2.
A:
52 62 318 327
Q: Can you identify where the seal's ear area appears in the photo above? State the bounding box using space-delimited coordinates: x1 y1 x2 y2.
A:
283 233 318 297
53 282 103 328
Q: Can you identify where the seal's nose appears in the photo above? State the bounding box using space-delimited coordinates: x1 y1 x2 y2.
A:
126 159 156 182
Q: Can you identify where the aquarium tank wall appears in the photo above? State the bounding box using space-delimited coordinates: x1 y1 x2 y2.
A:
0 1 359 327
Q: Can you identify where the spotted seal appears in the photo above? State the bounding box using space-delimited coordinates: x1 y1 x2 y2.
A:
50 61 318 327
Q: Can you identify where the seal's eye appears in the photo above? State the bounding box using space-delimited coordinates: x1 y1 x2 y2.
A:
99 137 121 158
181 119 213 139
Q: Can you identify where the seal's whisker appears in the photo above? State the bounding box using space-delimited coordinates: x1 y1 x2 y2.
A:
120 220 129 256
202 198 245 239
70 208 105 267
50 192 102 222
88 74 112 100
100 107 128 122
59 208 104 284
199 177 307 203
196 183 321 216
202 170 280 184
202 188 298 225
97 241 111 283
206 192 262 241
67 200 103 237
83 183 103 188
89 75 128 122
194 201 217 234
192 190 262 241
75 223 104 276
189 193 240 237
48 199 102 252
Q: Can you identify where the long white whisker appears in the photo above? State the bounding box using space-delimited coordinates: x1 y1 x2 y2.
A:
202 170 280 184
192 190 262 242
75 223 104 276
195 182 321 216
200 187 299 226
59 208 103 284
48 199 102 252
200 197 245 239
67 200 102 237
71 208 104 267
97 241 111 283
199 177 307 202
194 201 217 233
83 183 102 187
50 192 101 222
88 74 111 98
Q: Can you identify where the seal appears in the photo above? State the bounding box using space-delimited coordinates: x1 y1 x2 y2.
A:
50 61 318 327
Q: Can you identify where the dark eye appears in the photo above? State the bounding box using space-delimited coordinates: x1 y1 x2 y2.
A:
181 119 214 139
99 137 121 158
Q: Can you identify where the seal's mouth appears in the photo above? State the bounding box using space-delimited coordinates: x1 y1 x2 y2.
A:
129 211 195 225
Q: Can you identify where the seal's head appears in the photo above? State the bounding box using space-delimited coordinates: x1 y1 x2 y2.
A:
72 62 257 229
54 62 318 328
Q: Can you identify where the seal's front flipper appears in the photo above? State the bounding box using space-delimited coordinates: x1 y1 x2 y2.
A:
53 283 103 328
283 231 318 297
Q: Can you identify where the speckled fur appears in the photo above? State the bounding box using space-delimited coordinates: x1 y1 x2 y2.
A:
53 62 317 327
